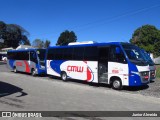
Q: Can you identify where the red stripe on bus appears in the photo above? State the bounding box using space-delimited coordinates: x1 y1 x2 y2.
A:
24 61 30 73
87 67 91 81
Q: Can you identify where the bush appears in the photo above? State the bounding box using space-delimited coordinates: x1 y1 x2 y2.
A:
156 65 160 78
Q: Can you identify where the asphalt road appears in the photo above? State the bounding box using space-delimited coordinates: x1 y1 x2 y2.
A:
0 62 160 120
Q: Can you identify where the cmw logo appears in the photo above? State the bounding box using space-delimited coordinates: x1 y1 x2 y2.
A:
67 66 84 72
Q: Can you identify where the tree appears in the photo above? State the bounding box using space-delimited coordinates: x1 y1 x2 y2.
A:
0 21 6 35
56 30 77 46
32 39 51 48
44 40 51 48
32 39 44 48
0 21 30 49
154 36 160 57
0 21 7 49
130 25 160 57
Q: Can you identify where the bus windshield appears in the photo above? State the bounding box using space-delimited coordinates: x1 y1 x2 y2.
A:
36 49 46 60
122 44 148 66
141 50 154 66
36 49 46 66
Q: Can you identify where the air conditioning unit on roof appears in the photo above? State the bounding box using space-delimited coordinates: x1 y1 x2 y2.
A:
68 41 97 45
16 45 35 50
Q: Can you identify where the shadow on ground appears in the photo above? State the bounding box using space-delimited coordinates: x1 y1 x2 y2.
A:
122 85 149 91
48 76 149 91
0 81 28 98
11 71 47 77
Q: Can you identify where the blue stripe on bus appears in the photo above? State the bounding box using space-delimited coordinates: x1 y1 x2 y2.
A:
9 60 15 69
50 60 66 74
128 61 142 86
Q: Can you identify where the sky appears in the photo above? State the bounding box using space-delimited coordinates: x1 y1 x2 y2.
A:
0 0 160 46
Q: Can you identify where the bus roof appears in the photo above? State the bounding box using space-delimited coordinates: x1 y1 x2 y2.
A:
48 42 130 49
7 48 46 53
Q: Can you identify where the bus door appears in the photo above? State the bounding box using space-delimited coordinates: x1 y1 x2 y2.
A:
36 49 46 69
98 46 109 83
30 51 38 68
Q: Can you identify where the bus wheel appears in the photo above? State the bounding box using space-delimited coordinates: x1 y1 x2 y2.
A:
31 69 36 76
13 66 17 73
112 79 122 90
61 72 67 81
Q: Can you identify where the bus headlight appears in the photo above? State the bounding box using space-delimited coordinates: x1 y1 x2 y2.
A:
140 71 149 82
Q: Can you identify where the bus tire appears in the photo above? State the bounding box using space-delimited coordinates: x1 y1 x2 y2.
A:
61 72 67 81
31 68 36 76
112 79 122 90
13 66 17 73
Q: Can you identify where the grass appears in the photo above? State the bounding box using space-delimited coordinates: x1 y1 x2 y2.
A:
156 65 160 78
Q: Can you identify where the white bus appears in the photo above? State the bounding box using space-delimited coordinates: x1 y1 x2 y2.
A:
46 42 150 90
141 49 156 81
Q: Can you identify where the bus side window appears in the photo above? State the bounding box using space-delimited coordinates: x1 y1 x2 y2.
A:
84 46 98 61
16 52 29 60
98 47 109 62
63 48 73 60
54 48 64 60
47 48 55 60
73 47 85 60
30 51 38 63
7 52 14 59
109 46 126 63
